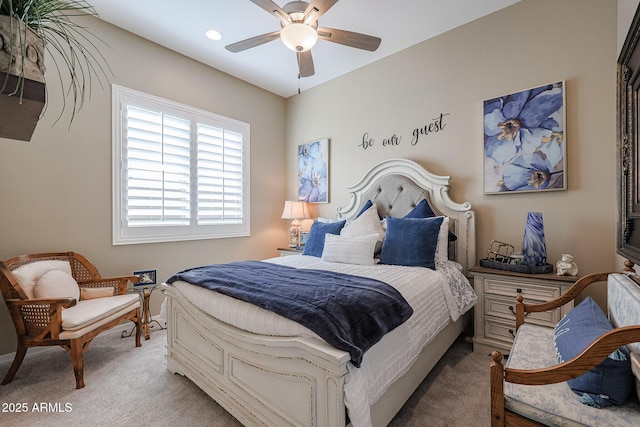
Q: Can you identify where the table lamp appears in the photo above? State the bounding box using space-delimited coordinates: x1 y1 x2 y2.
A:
281 201 311 247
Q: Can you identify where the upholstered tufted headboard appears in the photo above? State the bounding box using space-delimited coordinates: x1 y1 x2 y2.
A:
337 158 476 275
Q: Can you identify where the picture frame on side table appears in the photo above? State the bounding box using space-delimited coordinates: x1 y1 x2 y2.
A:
133 269 157 287
300 231 310 246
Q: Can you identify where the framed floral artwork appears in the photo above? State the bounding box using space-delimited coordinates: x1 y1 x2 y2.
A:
298 138 329 203
483 81 566 194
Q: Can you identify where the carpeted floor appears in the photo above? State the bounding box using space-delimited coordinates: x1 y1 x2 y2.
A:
0 324 491 427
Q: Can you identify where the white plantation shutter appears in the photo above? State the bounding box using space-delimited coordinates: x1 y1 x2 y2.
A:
196 124 244 225
112 85 250 244
126 107 191 227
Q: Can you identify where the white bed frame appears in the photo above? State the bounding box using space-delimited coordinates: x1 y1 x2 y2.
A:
161 158 476 427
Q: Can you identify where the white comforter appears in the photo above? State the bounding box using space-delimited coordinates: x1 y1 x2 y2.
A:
169 255 477 427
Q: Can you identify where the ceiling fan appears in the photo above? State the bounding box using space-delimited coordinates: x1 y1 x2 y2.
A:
225 0 382 78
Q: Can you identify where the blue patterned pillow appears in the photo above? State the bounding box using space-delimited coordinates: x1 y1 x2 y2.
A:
405 199 457 242
302 220 346 257
554 297 633 408
379 216 443 269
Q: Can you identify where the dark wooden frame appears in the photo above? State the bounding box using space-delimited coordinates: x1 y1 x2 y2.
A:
618 5 640 263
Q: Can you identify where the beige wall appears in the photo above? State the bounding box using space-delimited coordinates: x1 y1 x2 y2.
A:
0 18 287 355
286 0 617 300
0 0 624 357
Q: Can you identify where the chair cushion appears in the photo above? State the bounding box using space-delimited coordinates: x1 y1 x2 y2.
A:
61 294 139 331
34 269 80 301
80 286 115 300
11 260 72 299
554 297 633 407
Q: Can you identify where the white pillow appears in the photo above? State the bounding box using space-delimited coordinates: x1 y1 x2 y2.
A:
34 269 80 301
80 287 115 300
11 260 72 299
322 233 378 266
436 216 450 263
340 204 385 251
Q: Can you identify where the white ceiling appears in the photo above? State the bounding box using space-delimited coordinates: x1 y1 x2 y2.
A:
89 0 521 98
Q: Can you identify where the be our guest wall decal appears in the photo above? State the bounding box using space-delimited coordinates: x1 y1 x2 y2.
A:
358 113 450 150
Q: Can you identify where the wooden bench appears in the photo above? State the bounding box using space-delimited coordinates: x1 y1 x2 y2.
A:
490 271 640 426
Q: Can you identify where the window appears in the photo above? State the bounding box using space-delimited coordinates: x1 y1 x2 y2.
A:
112 85 250 245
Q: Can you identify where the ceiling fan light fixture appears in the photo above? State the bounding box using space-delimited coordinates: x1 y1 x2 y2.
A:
280 23 318 52
205 29 222 41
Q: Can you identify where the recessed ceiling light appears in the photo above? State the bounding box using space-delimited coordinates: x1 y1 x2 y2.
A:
206 29 222 41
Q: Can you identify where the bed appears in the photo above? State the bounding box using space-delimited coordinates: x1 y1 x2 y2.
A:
160 158 477 427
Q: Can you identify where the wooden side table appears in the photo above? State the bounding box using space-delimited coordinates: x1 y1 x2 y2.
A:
121 285 166 340
277 247 303 256
469 265 577 355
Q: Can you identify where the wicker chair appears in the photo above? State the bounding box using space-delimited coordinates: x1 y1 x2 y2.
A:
0 252 142 389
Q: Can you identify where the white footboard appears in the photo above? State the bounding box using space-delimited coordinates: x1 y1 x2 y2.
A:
162 284 351 427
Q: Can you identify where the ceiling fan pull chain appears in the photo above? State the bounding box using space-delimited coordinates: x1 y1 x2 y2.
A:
297 51 301 94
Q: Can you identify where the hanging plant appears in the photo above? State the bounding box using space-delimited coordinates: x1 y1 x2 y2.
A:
0 0 110 136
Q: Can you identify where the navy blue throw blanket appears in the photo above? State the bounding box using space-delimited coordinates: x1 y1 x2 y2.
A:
166 260 413 367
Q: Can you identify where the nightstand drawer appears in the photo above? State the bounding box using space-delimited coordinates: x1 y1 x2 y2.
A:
484 294 561 326
483 279 560 301
470 266 577 354
484 317 516 345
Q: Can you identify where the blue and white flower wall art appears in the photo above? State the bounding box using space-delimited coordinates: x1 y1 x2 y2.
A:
483 81 566 194
298 138 329 203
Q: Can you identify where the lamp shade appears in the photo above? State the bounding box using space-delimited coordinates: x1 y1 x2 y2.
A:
281 201 311 219
280 23 318 52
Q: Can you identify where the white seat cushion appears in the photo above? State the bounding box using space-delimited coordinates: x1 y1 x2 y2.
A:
61 294 139 331
11 260 72 299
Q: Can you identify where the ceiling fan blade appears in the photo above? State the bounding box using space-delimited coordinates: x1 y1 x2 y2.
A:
250 0 291 22
225 31 281 53
297 50 315 77
304 0 339 22
317 27 381 51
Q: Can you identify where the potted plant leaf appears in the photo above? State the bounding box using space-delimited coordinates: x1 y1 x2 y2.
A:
0 0 110 141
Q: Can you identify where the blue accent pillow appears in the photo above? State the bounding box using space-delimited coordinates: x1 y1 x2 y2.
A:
379 216 443 269
405 199 457 242
357 200 374 218
405 199 436 218
302 220 346 257
554 297 633 408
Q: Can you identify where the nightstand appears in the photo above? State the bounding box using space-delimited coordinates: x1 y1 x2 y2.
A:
277 247 303 256
469 266 577 355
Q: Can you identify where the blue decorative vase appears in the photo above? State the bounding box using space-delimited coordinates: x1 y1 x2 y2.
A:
522 212 547 266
